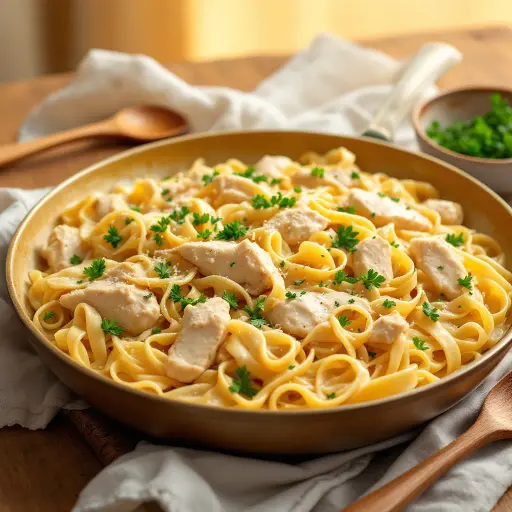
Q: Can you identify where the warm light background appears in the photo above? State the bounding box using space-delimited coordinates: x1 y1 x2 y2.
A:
1 0 511 82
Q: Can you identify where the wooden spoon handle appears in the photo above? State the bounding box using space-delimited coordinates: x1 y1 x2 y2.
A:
0 119 119 168
344 421 497 512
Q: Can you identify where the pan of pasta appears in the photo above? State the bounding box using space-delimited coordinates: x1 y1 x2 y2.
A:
7 131 512 454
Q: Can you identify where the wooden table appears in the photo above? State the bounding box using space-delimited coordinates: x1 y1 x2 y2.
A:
1 25 512 512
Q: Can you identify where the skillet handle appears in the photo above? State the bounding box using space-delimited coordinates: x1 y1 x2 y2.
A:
362 42 462 142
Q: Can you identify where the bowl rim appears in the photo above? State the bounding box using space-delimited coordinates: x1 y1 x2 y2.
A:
6 129 512 418
412 85 512 165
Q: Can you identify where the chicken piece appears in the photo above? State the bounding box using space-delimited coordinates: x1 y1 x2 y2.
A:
349 189 431 231
265 206 329 245
409 236 467 300
165 297 230 383
352 237 393 282
212 174 269 204
96 194 129 219
42 225 87 271
368 311 408 345
423 199 464 225
266 290 370 338
255 155 292 179
59 280 160 336
176 239 282 295
104 262 146 282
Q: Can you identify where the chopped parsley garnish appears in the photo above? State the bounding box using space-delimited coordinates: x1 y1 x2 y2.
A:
229 365 258 398
311 167 325 178
332 270 358 285
170 284 207 311
196 229 212 240
202 170 219 185
76 280 83 284
162 176 171 181
327 392 336 400
150 216 171 233
371 212 376 217
390 197 400 203
143 293 153 299
130 206 142 213
351 171 360 179
154 261 171 279
294 186 302 193
359 269 386 290
285 291 297 299
222 290 239 309
153 233 164 246
338 316 351 328
192 212 210 226
69 254 82 265
413 336 429 351
457 274 473 290
161 188 170 196
151 327 161 334
169 206 190 225
270 178 282 185
437 265 445 271
378 192 386 197
422 301 440 321
243 296 267 328
215 220 248 240
280 260 286 268
230 261 236 267
252 192 297 209
348 298 355 304
43 310 55 321
210 216 222 224
383 299 396 308
83 258 106 281
337 205 356 214
446 233 464 247
294 279 305 286
332 225 359 252
101 319 124 337
234 166 267 184
104 226 122 248
368 351 376 358
288 365 295 370
125 218 134 225
390 241 400 248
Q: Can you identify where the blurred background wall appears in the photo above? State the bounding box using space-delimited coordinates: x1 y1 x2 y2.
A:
1 0 512 82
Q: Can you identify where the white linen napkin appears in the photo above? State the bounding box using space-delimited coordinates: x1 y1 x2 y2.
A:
0 34 509 511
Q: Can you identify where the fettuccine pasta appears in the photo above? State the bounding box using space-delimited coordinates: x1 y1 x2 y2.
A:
29 147 512 410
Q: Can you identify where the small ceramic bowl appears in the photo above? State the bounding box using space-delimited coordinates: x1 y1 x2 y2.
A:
413 86 512 196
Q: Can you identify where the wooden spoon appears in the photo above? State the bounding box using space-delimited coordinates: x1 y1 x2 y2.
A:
344 371 512 512
0 105 188 168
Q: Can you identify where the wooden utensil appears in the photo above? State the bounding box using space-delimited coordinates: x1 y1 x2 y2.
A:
0 105 188 168
344 371 512 512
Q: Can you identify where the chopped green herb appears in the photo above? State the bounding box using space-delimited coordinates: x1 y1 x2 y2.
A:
294 186 302 193
422 301 440 321
332 225 359 252
229 365 258 398
294 279 305 286
210 216 222 224
202 170 219 186
154 261 171 279
234 166 267 184
243 296 267 328
229 261 236 267
125 218 134 225
359 269 386 290
170 284 207 311
215 220 248 241
222 290 239 309
413 336 429 351
43 310 55 321
143 293 152 299
130 206 142 213
327 392 336 400
337 205 356 214
348 298 355 304
280 260 286 268
285 291 297 299
69 254 82 265
83 258 106 281
192 212 210 226
150 216 171 233
371 212 376 218
153 233 164 246
338 316 351 328
151 327 161 334
252 192 297 209
288 365 295 370
383 299 396 308
311 167 325 178
390 241 400 248
351 171 360 180
101 319 124 337
161 188 170 196
368 351 376 358
437 265 445 271
270 178 282 185
446 233 464 247
457 274 473 290
196 229 212 240
76 280 83 284
390 197 400 203
332 270 358 285
169 206 190 225
104 226 122 248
